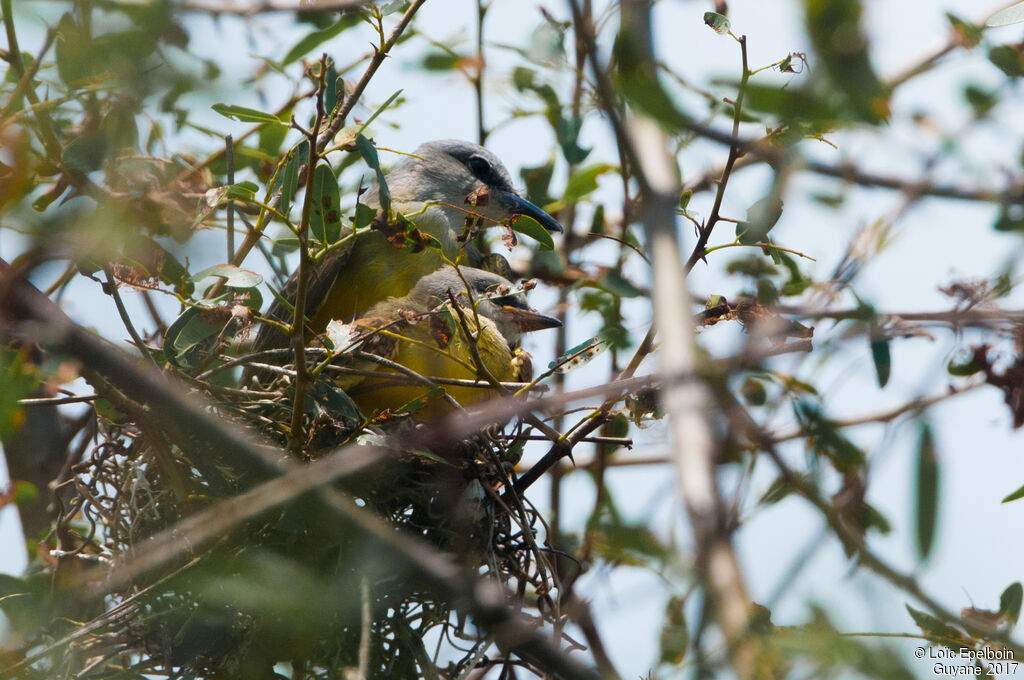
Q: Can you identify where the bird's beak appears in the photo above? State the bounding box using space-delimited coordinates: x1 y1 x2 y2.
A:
494 190 564 233
502 306 563 333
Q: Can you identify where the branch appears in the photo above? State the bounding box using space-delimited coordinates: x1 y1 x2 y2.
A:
715 383 1024 659
572 2 761 676
681 121 1022 206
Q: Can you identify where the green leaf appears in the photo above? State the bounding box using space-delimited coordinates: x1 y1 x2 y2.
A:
121 235 193 296
323 63 342 120
520 158 556 206
804 0 888 124
870 337 891 388
420 51 463 71
311 381 363 428
272 237 300 256
737 196 784 244
989 45 1024 78
1002 482 1024 503
946 13 983 48
988 2 1024 27
93 397 126 423
741 377 768 406
190 264 263 289
258 116 289 156
396 387 447 415
0 349 37 442
356 89 404 137
4 53 33 83
905 605 965 646
964 85 996 118
555 114 590 164
549 333 610 374
509 215 555 251
599 270 642 298
281 14 361 66
589 204 606 234
309 163 342 244
703 11 731 34
678 189 693 211
353 203 377 229
277 139 310 217
162 305 225 369
355 134 390 216
54 13 93 85
211 103 284 125
659 596 689 665
994 204 1024 232
1000 582 1023 624
914 422 939 561
62 131 109 173
563 163 616 203
10 480 39 506
226 181 260 200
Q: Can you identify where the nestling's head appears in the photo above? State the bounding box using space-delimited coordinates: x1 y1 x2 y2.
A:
408 266 562 346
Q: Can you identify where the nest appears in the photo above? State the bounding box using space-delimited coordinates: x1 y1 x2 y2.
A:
43 347 557 680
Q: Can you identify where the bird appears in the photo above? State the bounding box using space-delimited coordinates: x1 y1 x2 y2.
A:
331 266 561 419
251 140 563 354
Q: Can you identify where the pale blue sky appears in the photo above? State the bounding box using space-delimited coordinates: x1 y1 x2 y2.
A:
4 1 1024 675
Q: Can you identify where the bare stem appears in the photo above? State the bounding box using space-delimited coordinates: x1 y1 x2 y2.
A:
287 57 329 454
686 35 750 272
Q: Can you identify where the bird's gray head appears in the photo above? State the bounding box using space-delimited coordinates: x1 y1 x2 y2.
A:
409 266 562 345
382 140 563 235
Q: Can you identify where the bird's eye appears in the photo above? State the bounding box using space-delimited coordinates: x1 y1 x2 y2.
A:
467 156 496 185
492 295 520 308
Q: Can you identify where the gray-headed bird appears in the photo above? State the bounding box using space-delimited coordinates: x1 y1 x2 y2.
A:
253 140 562 353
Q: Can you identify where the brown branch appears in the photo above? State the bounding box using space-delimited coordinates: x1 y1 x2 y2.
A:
775 304 1024 327
571 2 762 676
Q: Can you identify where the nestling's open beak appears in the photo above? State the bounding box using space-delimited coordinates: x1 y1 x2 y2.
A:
502 306 563 333
494 190 564 233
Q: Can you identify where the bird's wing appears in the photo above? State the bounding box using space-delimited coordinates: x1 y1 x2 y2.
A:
252 238 355 352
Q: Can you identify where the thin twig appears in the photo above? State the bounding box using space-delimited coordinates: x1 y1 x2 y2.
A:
19 394 100 406
686 34 750 272
225 134 235 260
102 266 162 373
287 56 329 453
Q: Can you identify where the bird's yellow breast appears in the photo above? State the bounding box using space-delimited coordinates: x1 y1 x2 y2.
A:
346 313 518 420
310 232 445 331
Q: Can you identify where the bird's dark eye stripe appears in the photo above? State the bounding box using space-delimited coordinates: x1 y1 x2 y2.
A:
492 294 526 309
468 156 499 186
